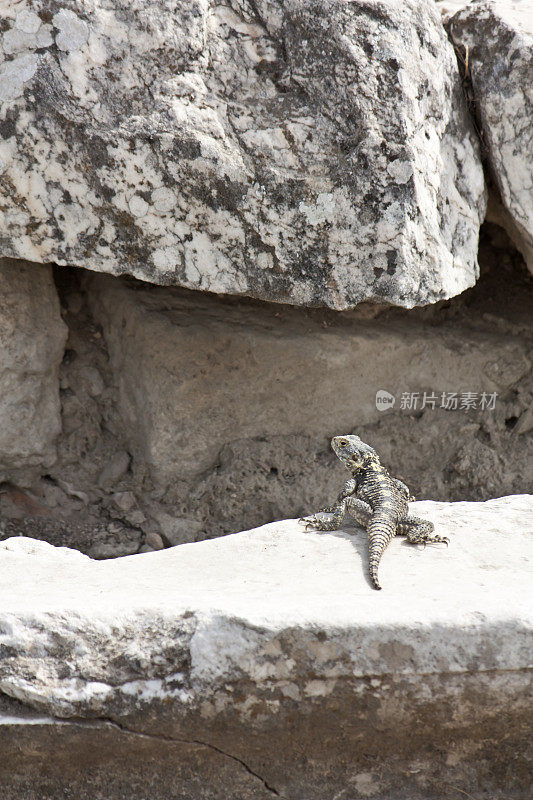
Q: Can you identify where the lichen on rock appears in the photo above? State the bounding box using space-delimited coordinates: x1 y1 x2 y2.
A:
0 0 486 308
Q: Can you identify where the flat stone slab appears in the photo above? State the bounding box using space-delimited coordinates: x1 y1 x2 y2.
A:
0 495 531 798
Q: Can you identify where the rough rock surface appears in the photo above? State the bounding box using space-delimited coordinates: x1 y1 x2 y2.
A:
434 0 471 23
0 0 485 308
448 0 533 271
0 495 531 799
0 258 67 479
86 267 531 484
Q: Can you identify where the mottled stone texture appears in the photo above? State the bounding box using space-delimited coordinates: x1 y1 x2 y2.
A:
0 259 67 478
0 0 485 308
0 495 531 798
86 273 529 483
448 0 533 271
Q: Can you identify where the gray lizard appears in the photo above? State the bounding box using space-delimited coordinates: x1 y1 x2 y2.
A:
300 435 448 589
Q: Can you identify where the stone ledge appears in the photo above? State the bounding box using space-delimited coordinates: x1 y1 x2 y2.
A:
0 495 531 798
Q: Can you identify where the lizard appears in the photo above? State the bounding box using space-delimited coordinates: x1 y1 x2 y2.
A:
299 434 448 590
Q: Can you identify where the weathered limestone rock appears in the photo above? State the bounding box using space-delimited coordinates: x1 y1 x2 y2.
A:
448 1 533 271
0 258 67 478
86 274 530 484
0 0 485 308
0 495 531 799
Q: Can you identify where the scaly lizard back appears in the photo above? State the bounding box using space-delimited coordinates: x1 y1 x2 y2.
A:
300 435 448 589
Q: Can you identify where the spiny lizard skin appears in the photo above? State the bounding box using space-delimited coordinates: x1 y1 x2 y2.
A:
300 435 448 590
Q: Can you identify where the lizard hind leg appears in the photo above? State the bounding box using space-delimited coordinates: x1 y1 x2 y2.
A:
399 515 449 546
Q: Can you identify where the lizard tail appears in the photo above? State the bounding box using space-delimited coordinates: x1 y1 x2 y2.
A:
367 513 397 590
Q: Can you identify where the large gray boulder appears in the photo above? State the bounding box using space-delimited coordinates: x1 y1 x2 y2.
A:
448 0 533 271
0 495 531 799
0 258 67 480
0 0 485 308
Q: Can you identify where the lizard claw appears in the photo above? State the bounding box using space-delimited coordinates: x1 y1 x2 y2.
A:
429 535 449 546
299 515 320 531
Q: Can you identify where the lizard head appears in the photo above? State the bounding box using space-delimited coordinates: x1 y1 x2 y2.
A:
331 435 378 470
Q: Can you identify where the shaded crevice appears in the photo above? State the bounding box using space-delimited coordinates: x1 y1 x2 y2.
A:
447 24 487 161
446 21 532 273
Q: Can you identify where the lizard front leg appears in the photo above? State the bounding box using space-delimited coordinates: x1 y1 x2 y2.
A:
317 478 357 512
346 497 372 528
298 478 357 531
301 496 372 532
299 498 348 531
300 478 357 530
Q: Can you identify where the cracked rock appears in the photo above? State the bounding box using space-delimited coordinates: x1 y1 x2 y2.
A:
0 0 485 308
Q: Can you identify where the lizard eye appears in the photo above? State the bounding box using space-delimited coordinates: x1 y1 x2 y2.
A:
339 440 347 447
